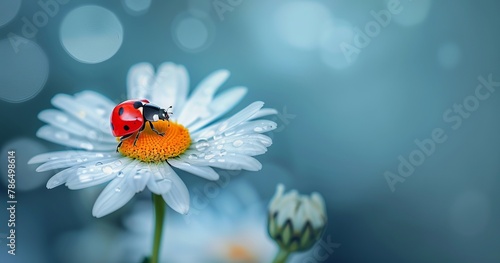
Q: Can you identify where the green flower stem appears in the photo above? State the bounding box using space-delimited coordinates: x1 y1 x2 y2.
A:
151 194 166 263
272 249 291 263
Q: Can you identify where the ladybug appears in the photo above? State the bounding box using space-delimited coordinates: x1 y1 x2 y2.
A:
110 99 172 151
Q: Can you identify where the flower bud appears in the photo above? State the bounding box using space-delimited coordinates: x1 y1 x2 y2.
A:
267 184 327 252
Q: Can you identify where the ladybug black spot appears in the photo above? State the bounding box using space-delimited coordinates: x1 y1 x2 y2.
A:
111 122 114 130
133 101 143 109
124 125 130 131
118 107 124 116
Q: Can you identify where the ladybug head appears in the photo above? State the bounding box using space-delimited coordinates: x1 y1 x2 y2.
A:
159 106 173 120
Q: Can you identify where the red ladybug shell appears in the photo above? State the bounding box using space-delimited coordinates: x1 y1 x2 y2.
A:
110 99 149 137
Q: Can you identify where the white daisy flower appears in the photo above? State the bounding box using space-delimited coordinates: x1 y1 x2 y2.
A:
29 62 277 218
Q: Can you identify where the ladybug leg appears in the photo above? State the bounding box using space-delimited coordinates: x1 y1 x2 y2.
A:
133 124 146 146
117 134 133 152
148 121 165 136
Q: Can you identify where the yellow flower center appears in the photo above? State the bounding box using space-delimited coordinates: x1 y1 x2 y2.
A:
227 244 257 263
118 121 191 163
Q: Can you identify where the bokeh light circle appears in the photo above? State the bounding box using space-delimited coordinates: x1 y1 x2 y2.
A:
122 0 152 16
1 137 51 191
172 12 215 53
319 19 356 69
437 42 461 69
274 1 333 50
449 191 490 236
0 0 22 27
392 0 432 27
60 5 124 64
0 37 49 103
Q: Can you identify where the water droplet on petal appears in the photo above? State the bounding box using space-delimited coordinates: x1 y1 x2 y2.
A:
233 140 244 147
103 165 113 174
80 142 94 150
115 187 121 192
213 134 223 140
195 139 210 152
219 149 227 156
216 144 223 150
96 162 103 166
188 154 198 160
217 158 225 163
254 127 263 132
209 159 216 163
117 171 124 178
205 152 215 160
115 160 122 165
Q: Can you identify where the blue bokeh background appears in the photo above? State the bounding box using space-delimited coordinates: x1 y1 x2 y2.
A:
1 0 500 262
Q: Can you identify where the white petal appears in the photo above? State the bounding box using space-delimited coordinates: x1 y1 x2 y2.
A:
224 120 277 137
150 62 181 109
173 64 189 112
36 156 117 172
159 164 190 214
249 108 278 120
168 159 219 180
127 62 154 100
66 158 132 190
269 184 285 212
276 198 297 227
92 175 135 218
181 153 262 171
304 197 325 229
46 166 79 189
188 87 248 133
177 69 230 127
74 90 115 114
37 125 116 151
292 197 309 230
125 161 151 193
146 164 172 195
192 101 264 140
38 109 115 143
51 94 113 135
28 151 116 164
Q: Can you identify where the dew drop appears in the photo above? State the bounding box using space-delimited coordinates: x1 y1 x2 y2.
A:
103 165 113 174
80 142 94 150
217 158 226 163
205 152 215 160
209 159 216 163
188 154 198 160
195 139 209 152
115 187 121 192
233 140 244 147
213 134 223 140
95 106 106 116
219 149 227 156
216 144 223 150
254 127 263 132
95 162 103 166
117 171 124 178
115 160 122 165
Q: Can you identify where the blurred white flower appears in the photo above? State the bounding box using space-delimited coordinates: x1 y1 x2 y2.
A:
268 184 327 252
29 62 277 217
118 180 276 263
